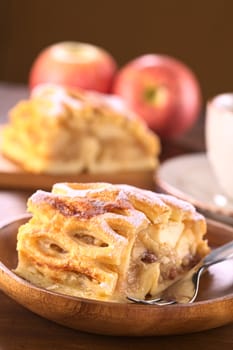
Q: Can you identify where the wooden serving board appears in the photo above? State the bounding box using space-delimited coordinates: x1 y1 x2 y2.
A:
0 153 155 191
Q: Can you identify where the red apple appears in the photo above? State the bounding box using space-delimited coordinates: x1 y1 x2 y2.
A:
112 54 202 138
29 42 117 93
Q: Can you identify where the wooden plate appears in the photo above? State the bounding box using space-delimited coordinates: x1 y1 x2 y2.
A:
0 216 232 336
0 153 154 190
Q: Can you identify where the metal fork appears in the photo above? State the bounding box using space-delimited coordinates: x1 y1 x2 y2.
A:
127 240 233 306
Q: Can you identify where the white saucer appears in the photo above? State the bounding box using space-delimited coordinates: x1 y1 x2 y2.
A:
156 153 233 225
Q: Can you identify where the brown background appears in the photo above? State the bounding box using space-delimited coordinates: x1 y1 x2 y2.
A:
0 0 232 101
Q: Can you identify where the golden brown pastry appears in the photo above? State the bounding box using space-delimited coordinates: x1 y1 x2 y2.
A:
2 84 160 174
15 182 210 302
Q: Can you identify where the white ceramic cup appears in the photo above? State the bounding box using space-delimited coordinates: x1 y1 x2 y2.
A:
206 93 233 199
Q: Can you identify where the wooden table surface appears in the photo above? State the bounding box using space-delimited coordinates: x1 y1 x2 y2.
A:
0 84 232 349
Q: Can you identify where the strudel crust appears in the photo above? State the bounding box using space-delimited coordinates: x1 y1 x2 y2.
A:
15 182 210 302
2 84 160 174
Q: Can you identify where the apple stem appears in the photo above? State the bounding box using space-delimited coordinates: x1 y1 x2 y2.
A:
144 87 157 102
144 85 168 106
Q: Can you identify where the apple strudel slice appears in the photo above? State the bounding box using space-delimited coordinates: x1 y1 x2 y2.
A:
2 84 160 174
15 182 210 302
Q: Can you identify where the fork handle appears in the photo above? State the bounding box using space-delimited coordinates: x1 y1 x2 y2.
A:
203 240 233 266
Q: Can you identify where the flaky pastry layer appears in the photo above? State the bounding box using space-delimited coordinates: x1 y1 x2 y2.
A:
2 84 160 174
14 182 210 302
